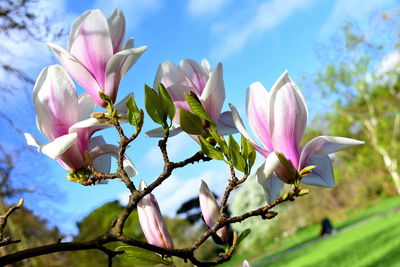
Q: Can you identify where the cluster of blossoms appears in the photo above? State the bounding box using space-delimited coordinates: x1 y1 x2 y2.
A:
24 9 363 264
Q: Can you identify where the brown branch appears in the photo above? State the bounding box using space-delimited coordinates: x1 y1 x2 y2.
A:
0 199 23 247
0 114 300 266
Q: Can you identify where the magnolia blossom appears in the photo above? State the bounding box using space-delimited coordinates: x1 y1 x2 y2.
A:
146 58 237 137
47 9 147 107
24 65 136 177
230 71 364 203
199 180 229 243
137 180 174 249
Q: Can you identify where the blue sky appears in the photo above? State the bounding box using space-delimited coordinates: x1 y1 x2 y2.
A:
0 0 397 235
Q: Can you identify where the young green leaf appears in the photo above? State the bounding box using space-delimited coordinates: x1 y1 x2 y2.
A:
126 95 141 126
144 85 166 126
115 246 173 266
99 91 114 113
247 140 256 170
184 93 215 126
179 108 203 135
299 165 317 176
241 135 248 159
229 135 246 172
276 152 297 178
208 128 229 156
237 228 251 246
157 83 176 122
199 136 225 161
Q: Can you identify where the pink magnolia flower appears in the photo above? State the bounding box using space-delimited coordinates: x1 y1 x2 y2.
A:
199 180 229 243
47 9 147 107
24 65 136 177
230 71 364 203
137 180 174 249
146 58 237 137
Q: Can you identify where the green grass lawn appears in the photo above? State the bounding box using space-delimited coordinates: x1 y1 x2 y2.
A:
257 211 400 267
223 196 400 266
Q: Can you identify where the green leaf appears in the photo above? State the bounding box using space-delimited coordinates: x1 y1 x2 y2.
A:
184 93 215 126
99 91 114 113
247 140 256 170
126 95 141 126
157 83 176 122
116 246 173 266
208 128 228 155
276 152 297 178
241 135 248 159
179 108 203 135
299 165 317 176
144 85 166 126
199 136 225 161
229 135 246 172
237 229 251 246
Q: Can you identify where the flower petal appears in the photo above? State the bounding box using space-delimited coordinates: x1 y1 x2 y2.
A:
217 111 238 135
123 38 134 49
68 10 91 51
201 58 212 75
246 82 273 151
89 144 137 177
268 71 307 169
89 136 111 174
229 104 267 155
114 93 133 115
200 63 225 122
69 118 110 135
145 124 183 138
107 9 126 53
77 93 95 121
39 133 78 159
47 43 104 106
301 154 334 187
154 61 196 121
24 133 42 148
256 152 283 203
69 9 113 88
179 59 209 94
105 46 147 102
33 65 78 140
299 136 365 169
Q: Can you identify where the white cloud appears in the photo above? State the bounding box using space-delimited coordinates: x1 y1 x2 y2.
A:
320 0 396 36
188 0 232 17
211 0 314 59
93 0 161 28
118 191 130 206
376 51 400 75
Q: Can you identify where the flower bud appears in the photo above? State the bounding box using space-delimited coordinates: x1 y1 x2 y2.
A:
199 180 229 243
137 180 174 249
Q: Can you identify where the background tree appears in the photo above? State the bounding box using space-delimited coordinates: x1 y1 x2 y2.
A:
314 13 400 193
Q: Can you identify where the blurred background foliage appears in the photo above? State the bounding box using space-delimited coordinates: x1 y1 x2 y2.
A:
0 1 399 266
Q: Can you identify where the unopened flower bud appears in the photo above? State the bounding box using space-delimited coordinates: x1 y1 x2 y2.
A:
137 180 174 249
199 180 229 243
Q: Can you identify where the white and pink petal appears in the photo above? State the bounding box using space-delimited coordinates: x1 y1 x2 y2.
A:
300 154 335 187
33 65 78 140
256 152 283 203
200 63 225 122
299 136 365 169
